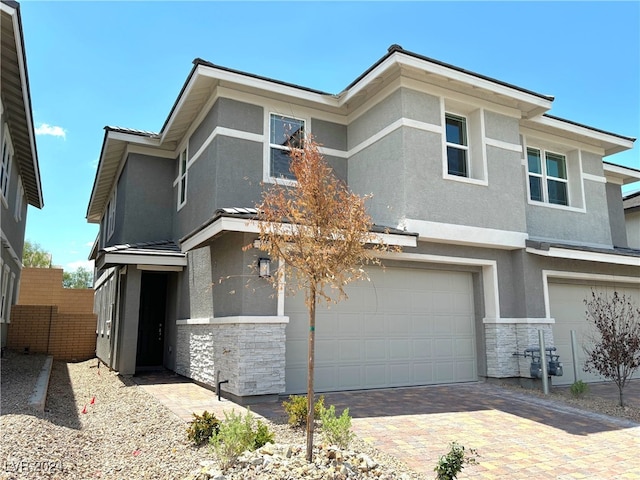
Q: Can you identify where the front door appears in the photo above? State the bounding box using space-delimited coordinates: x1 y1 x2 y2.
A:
136 272 167 369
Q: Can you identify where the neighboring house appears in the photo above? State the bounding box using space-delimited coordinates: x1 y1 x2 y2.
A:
87 45 640 403
0 0 44 349
624 190 640 249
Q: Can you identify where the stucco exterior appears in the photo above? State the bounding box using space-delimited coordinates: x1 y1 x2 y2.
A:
86 45 639 399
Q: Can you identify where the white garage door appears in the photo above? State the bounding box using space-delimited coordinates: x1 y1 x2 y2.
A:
550 282 640 386
285 266 477 394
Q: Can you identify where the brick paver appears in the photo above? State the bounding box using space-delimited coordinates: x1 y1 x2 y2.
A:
135 373 640 479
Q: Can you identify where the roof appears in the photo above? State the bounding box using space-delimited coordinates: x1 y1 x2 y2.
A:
1 0 43 208
95 240 186 270
526 239 640 259
343 44 555 102
179 207 418 253
624 190 640 211
100 240 182 255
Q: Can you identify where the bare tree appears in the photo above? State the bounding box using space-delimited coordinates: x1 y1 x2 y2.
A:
251 135 397 461
583 290 640 406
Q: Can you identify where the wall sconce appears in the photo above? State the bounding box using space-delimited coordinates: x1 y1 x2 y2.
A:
258 258 271 278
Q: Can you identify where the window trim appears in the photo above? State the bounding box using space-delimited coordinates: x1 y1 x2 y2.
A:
177 147 188 210
445 113 469 177
1 124 13 206
441 102 488 186
14 175 24 221
107 187 117 240
265 112 307 185
526 146 569 206
1 263 10 323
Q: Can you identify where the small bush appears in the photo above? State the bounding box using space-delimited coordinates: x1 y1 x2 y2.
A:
319 404 354 449
254 420 275 449
210 410 256 470
186 410 220 446
282 394 325 427
570 380 589 397
434 442 478 480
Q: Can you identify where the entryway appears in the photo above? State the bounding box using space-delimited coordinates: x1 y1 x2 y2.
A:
136 272 168 370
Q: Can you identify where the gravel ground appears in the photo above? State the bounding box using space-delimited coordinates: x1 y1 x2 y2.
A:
3 352 638 479
0 353 424 480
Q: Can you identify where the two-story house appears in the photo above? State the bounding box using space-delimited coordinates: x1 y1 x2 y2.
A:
1 0 44 350
87 45 639 403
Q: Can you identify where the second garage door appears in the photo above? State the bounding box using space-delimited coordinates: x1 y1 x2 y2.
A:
284 266 477 394
550 281 640 386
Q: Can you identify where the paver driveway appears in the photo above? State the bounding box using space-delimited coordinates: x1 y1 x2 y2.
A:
136 375 640 479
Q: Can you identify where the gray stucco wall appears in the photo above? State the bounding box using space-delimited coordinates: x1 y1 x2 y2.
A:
209 232 277 318
347 88 527 233
526 179 612 247
0 150 28 261
116 266 142 375
606 182 628 247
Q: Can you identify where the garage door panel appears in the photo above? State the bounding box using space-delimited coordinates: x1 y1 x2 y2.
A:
389 339 411 360
285 267 477 393
390 364 411 385
365 339 386 360
339 340 362 362
413 339 433 359
365 314 386 335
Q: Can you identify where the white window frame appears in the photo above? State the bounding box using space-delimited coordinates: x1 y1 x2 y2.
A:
177 147 188 210
441 101 488 186
444 113 469 177
107 187 117 240
14 175 24 221
1 263 10 323
266 112 306 185
5 272 15 323
526 147 569 206
1 124 13 206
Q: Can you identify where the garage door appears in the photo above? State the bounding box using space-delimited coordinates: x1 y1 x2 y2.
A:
550 282 640 386
285 266 477 394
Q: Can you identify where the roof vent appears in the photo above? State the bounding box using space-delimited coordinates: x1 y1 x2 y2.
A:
388 44 403 53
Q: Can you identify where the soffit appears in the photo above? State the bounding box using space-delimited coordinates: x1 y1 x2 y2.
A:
521 116 635 157
1 3 43 208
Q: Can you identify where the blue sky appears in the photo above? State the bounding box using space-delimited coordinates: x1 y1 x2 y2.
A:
20 1 640 271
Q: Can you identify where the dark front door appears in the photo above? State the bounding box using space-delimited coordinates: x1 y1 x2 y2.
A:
136 272 167 368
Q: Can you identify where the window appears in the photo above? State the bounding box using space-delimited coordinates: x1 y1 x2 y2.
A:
0 264 10 323
269 114 305 181
527 148 568 206
107 188 117 239
445 113 469 177
177 148 187 209
14 176 24 221
1 126 12 202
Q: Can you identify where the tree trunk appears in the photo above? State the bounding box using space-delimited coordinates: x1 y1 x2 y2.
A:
306 283 317 463
618 384 625 407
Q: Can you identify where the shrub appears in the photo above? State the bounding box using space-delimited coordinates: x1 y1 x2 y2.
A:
209 410 275 469
210 409 256 470
319 404 354 449
186 410 220 446
282 394 325 427
570 380 589 397
254 419 275 449
434 442 478 480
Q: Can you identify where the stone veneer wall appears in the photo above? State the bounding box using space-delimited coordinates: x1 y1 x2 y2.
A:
484 321 554 378
175 317 287 398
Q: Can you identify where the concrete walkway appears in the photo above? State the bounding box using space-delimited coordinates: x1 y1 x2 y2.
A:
134 373 640 479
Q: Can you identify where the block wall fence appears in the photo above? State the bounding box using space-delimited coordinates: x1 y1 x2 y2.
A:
6 268 96 361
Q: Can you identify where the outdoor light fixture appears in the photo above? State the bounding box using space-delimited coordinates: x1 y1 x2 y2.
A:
258 258 271 278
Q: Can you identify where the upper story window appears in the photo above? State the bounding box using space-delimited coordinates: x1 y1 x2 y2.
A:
269 114 305 181
177 148 187 209
445 113 469 177
527 147 568 206
1 125 13 204
14 176 24 221
107 188 117 239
